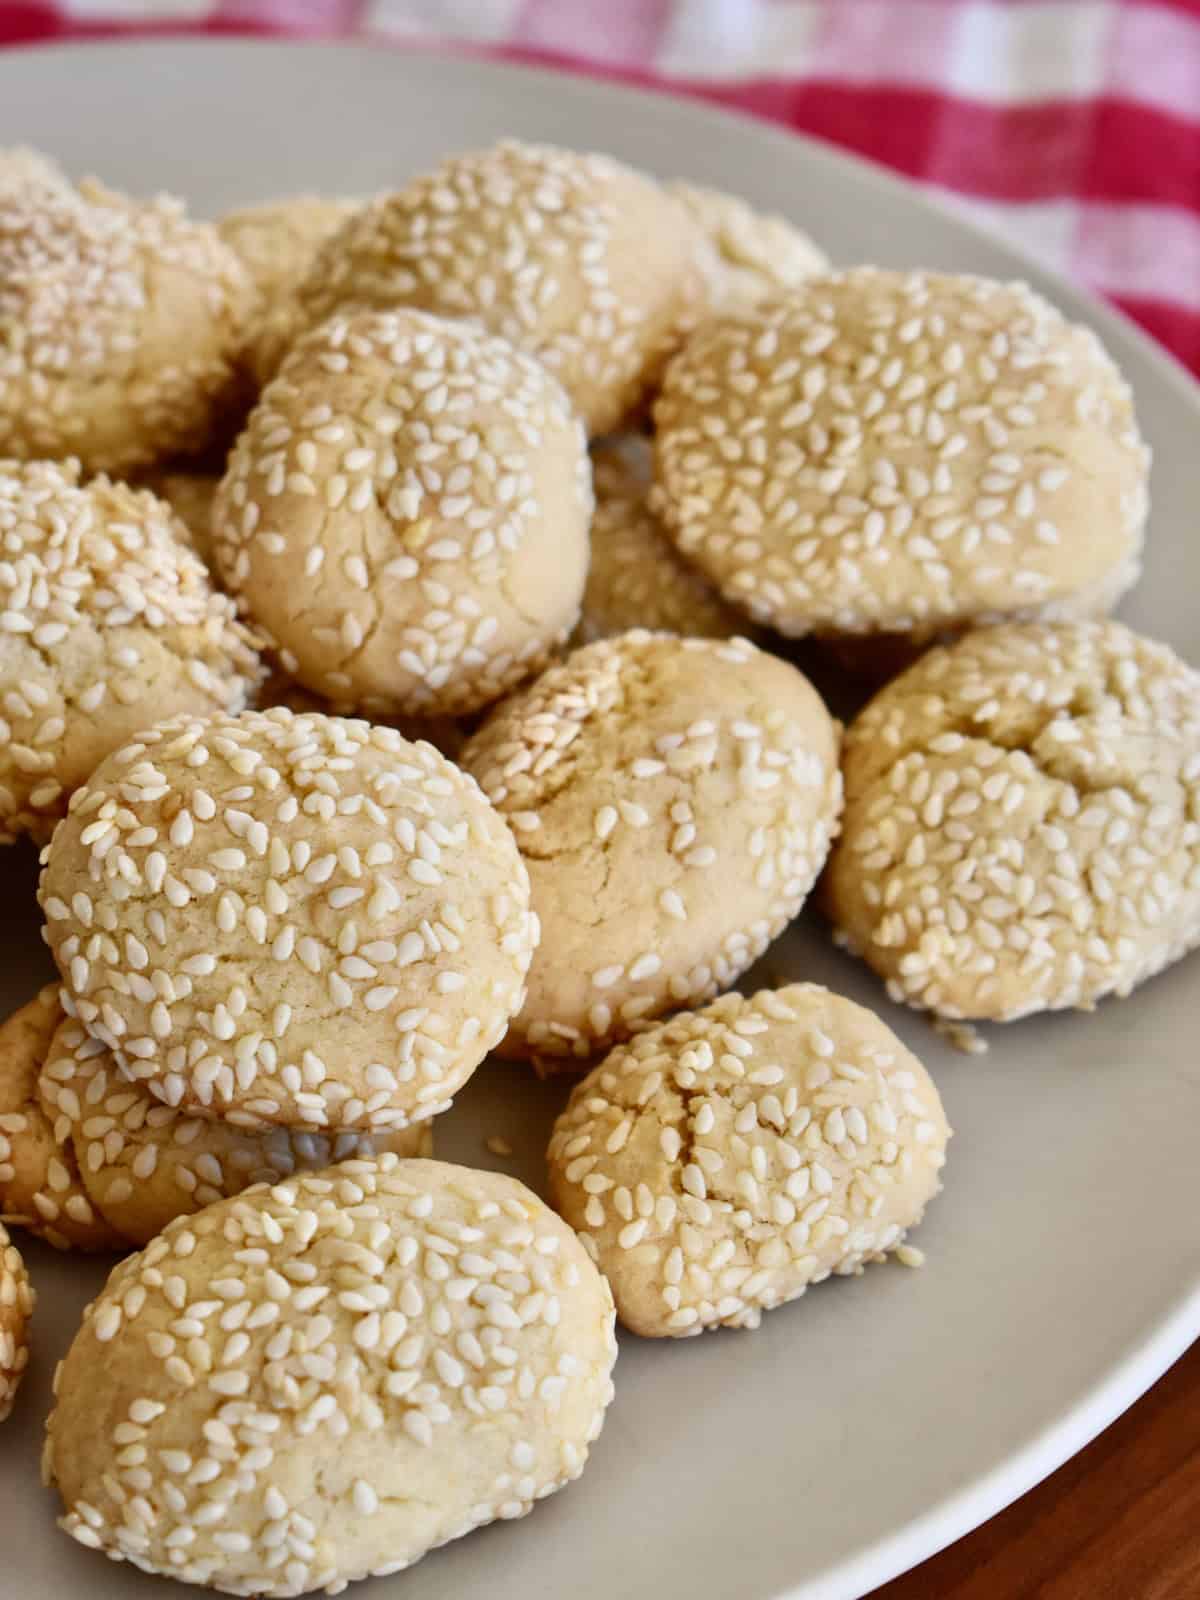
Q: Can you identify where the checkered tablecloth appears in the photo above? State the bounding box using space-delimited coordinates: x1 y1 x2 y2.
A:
4 0 1199 374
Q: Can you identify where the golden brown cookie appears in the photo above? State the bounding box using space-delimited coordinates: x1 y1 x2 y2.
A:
549 983 949 1335
0 176 254 472
0 460 263 843
0 1221 32 1419
41 709 536 1129
46 1157 617 1593
826 619 1200 1020
462 631 842 1065
653 269 1148 641
215 306 590 717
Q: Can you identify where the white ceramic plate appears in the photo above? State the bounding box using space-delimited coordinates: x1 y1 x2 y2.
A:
0 41 1198 1600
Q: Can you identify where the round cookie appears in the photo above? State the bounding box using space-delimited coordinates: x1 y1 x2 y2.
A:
0 987 122 1251
292 139 707 435
214 306 591 717
136 469 218 567
217 194 359 381
0 176 254 473
461 630 842 1065
46 1156 617 1594
40 708 536 1129
653 268 1149 640
578 440 746 644
0 460 263 844
548 983 949 1336
669 181 829 315
38 1013 432 1247
826 619 1200 1021
0 1221 32 1420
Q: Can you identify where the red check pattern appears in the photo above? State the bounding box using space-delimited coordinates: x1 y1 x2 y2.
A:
2 1 1200 374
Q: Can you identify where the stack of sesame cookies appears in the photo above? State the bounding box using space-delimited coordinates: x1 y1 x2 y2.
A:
0 124 1197 1599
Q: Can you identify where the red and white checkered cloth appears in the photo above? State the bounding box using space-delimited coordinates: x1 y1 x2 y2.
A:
4 0 1200 374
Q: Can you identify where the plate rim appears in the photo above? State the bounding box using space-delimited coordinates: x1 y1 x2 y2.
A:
0 36 1198 1600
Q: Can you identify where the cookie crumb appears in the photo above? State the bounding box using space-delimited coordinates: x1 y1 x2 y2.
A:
486 1135 514 1158
934 1018 988 1056
896 1245 926 1269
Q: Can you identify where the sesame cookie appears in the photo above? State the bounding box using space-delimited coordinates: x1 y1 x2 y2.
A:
35 1011 431 1247
40 708 536 1129
578 440 746 644
46 1156 618 1595
214 306 591 717
0 1221 32 1420
461 631 842 1065
292 140 706 435
217 194 359 382
0 176 254 473
251 666 467 763
0 460 263 844
548 984 949 1336
669 182 829 315
826 619 1200 1021
0 987 123 1251
653 269 1149 640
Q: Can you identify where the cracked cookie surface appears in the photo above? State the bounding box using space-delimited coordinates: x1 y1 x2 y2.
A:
215 306 590 716
653 268 1148 641
548 983 949 1336
826 619 1200 1020
462 631 842 1065
40 708 536 1129
669 181 829 316
46 1156 617 1596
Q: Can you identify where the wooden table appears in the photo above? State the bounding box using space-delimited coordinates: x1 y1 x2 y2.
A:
869 1341 1200 1598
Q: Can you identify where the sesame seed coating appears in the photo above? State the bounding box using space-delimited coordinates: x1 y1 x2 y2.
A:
461 631 842 1065
0 1220 32 1421
217 195 360 384
40 707 537 1129
0 986 123 1251
652 268 1149 639
577 440 746 645
0 176 255 473
547 983 949 1337
826 619 1200 1021
668 182 829 316
291 140 707 436
46 1156 617 1596
0 459 264 844
0 146 71 201
34 1009 431 1248
214 306 591 717
135 469 218 568
250 667 467 764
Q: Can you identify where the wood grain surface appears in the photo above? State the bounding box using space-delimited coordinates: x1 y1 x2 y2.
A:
869 1341 1200 1599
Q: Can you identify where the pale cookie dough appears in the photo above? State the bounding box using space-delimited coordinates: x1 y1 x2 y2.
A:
41 708 536 1129
136 469 218 566
0 1221 32 1420
217 194 359 382
37 1011 431 1247
214 306 591 717
292 140 707 435
548 983 949 1336
653 268 1149 640
578 440 746 644
669 181 829 315
461 631 842 1065
0 175 254 473
0 987 123 1251
46 1156 617 1596
0 460 263 844
826 619 1200 1021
